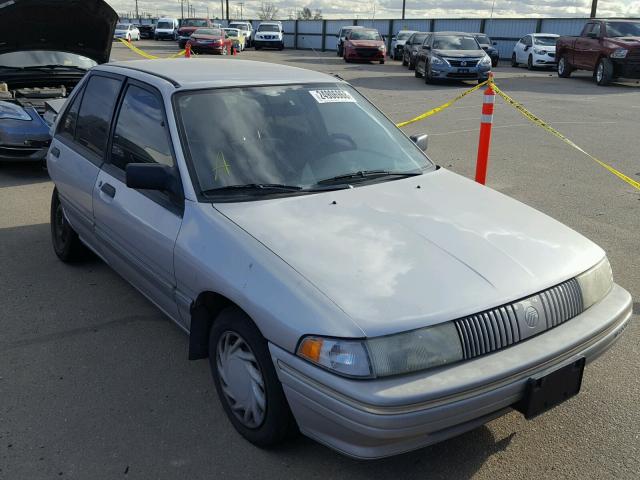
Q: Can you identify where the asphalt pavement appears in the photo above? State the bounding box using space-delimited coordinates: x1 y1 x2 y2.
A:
1 40 638 479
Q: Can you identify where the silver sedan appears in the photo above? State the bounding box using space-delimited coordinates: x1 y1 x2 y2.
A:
47 58 632 459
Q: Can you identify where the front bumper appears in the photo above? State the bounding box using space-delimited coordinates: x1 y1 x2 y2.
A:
431 63 491 80
155 31 175 39
253 39 283 48
270 284 632 459
613 59 640 79
345 48 385 61
192 44 225 54
533 52 557 66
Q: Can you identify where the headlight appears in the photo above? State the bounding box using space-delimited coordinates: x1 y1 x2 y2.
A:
378 45 386 51
480 55 492 65
297 322 463 378
533 48 547 55
431 55 446 65
576 258 613 310
0 101 31 121
611 48 628 59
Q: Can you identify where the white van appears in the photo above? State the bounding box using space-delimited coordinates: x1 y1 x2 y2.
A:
154 17 179 41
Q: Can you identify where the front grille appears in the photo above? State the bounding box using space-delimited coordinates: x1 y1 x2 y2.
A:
356 48 378 58
454 278 583 360
626 50 640 61
446 72 478 79
446 58 481 67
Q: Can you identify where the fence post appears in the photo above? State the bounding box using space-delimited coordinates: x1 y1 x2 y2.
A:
535 19 543 33
480 19 486 33
428 18 434 32
321 19 327 52
387 19 394 54
294 20 298 50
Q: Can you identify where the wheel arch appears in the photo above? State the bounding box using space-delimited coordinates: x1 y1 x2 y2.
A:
189 290 241 360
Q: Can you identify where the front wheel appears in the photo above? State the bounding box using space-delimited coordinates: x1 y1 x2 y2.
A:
402 55 408 66
221 46 228 55
527 55 534 70
50 189 87 262
557 55 573 78
209 307 297 447
379 59 385 65
414 62 423 77
595 58 613 86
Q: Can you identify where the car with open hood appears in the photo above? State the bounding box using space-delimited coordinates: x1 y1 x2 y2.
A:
343 28 386 64
46 58 631 460
415 31 492 84
0 0 117 163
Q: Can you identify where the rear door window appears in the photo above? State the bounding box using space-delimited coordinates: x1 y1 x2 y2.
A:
75 75 123 159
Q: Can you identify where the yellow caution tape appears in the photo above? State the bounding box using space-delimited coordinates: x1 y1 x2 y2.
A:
492 83 640 192
118 39 186 59
396 80 488 128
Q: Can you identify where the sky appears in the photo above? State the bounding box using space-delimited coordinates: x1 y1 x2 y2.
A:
109 0 640 20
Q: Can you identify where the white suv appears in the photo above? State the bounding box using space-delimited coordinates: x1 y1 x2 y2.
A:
254 22 284 50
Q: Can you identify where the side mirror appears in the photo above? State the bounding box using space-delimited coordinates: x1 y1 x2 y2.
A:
126 163 177 193
524 45 530 51
410 134 428 152
392 36 397 40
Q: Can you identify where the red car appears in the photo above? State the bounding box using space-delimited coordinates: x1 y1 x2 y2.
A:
178 18 216 48
189 28 234 55
343 29 386 64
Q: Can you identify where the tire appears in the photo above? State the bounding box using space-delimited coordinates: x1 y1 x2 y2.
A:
279 43 284 51
379 59 385 65
492 58 498 68
221 46 228 55
255 45 261 50
511 53 518 67
527 55 534 70
209 307 297 447
50 189 86 263
424 63 433 84
408 58 415 70
595 58 613 86
337 46 343 57
557 55 572 78
402 55 408 67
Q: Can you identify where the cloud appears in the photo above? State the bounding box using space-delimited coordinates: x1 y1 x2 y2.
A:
108 0 639 19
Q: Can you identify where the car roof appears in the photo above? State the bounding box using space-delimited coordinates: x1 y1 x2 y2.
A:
433 31 474 36
532 33 559 37
99 59 341 89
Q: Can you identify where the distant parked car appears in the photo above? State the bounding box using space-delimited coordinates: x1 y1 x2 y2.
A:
336 26 364 57
189 28 234 55
472 33 500 67
254 22 284 50
391 30 417 60
556 19 640 85
138 24 155 39
402 32 429 69
343 29 386 64
0 0 116 164
512 34 559 69
178 18 214 48
114 23 140 42
228 21 254 47
154 17 179 40
415 32 492 84
223 28 246 52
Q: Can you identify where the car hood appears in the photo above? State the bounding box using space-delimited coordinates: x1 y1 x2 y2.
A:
215 169 604 337
608 37 640 48
192 35 223 41
178 27 199 35
0 0 117 64
434 49 486 58
349 40 384 47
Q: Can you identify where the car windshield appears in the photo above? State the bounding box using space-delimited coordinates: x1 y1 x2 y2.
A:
175 84 433 200
229 23 248 30
194 29 222 36
350 30 381 41
224 29 239 37
0 50 96 69
433 35 479 50
184 19 208 27
534 36 557 46
157 21 173 29
605 21 640 37
397 32 413 40
413 34 427 44
475 35 491 45
258 24 279 32
116 24 129 30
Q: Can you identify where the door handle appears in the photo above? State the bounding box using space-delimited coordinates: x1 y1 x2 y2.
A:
100 182 116 198
51 147 60 158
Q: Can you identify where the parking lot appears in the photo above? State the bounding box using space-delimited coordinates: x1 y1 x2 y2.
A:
1 39 639 479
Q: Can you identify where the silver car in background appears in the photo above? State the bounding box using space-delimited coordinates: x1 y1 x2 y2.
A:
47 58 632 459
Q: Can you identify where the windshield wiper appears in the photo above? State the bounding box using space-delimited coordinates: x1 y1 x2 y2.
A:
203 183 303 195
21 65 88 72
316 170 422 185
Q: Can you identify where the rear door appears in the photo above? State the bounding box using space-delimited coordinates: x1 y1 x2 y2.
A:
92 80 183 322
47 73 123 252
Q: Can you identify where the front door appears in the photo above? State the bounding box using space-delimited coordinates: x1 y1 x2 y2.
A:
92 81 183 322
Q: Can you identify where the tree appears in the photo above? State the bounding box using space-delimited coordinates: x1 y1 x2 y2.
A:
258 1 279 20
313 9 323 20
297 7 312 20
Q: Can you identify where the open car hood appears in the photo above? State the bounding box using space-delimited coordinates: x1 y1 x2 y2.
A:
0 0 118 64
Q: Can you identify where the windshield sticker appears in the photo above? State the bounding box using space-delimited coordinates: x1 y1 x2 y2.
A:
309 90 356 104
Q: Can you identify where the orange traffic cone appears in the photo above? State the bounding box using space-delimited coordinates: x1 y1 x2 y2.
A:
185 42 191 58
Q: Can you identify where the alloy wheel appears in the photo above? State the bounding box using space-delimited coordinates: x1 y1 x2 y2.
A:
216 331 266 429
596 62 603 83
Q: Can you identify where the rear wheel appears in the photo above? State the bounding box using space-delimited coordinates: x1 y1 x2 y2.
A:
209 307 297 447
50 189 87 263
527 55 534 70
424 64 433 84
557 55 573 78
379 59 385 65
595 58 613 86
511 53 518 67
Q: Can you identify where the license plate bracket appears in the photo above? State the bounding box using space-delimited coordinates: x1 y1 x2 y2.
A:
515 357 585 419
458 68 469 73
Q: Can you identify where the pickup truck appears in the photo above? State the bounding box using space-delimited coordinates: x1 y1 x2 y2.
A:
556 19 640 85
